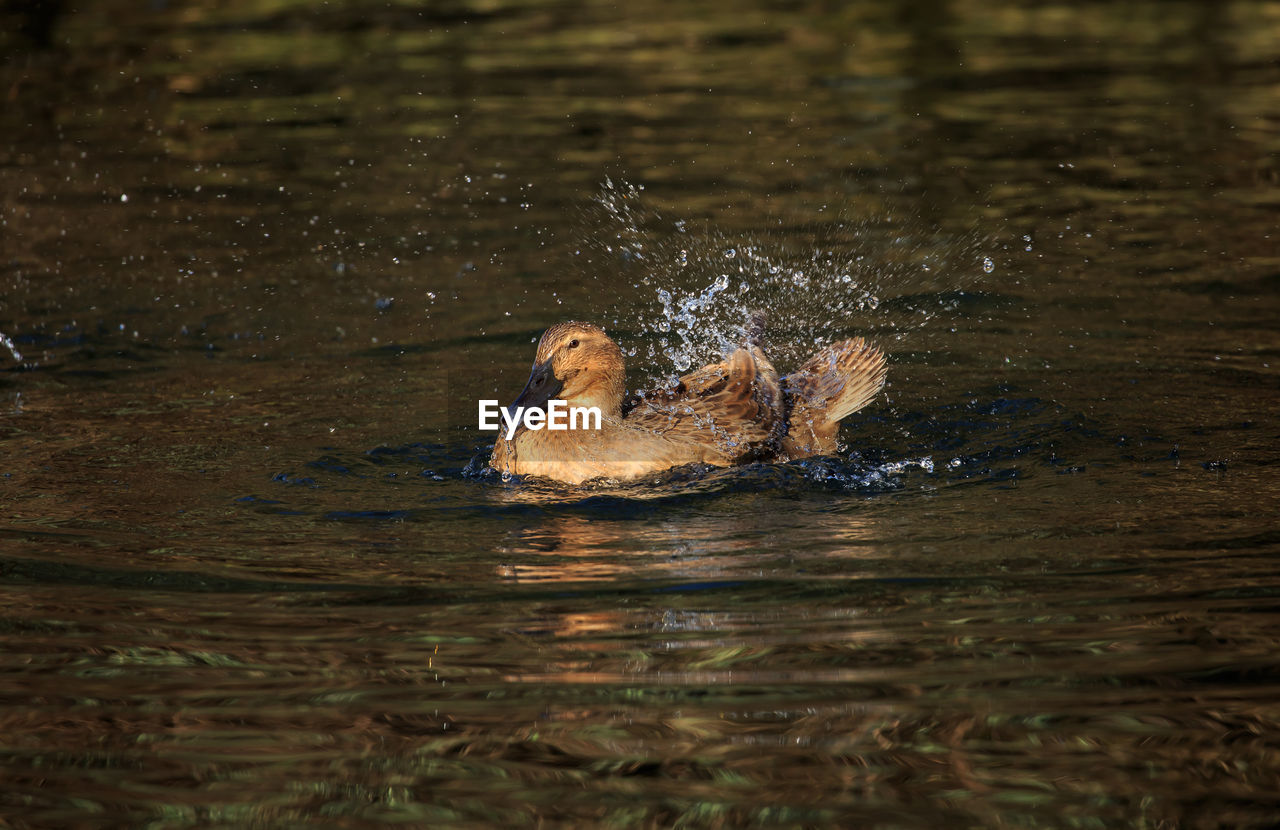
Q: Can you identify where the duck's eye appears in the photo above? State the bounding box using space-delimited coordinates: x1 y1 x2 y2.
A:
568 339 580 349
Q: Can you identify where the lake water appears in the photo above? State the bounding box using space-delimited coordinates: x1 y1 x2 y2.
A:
3 0 1279 826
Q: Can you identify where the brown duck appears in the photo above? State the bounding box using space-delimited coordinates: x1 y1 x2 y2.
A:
490 314 886 484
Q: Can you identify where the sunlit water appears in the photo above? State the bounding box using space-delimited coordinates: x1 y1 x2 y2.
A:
2 1 1279 827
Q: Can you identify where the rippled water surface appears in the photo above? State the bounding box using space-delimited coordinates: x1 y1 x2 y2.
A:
3 1 1279 826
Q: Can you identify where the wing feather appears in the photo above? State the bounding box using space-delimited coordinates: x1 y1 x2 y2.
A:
781 337 886 457
624 344 784 458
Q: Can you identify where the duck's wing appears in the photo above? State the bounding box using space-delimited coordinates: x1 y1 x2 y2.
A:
781 337 887 458
623 344 785 458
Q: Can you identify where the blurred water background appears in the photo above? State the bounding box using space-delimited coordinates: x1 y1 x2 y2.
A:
2 0 1279 826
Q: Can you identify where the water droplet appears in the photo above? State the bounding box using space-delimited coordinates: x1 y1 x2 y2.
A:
982 256 995 273
723 247 736 259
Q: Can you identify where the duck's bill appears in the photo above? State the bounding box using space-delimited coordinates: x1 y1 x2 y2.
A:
508 358 564 418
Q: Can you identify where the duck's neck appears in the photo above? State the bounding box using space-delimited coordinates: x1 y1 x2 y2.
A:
568 379 623 419
570 386 624 417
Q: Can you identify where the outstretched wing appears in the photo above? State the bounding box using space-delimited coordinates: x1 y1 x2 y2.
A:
781 337 887 458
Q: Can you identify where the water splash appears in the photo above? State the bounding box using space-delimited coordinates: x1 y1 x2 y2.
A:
464 446 941 498
0 332 22 364
588 179 995 383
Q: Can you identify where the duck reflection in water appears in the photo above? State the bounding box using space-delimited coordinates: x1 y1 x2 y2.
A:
490 313 887 484
495 508 883 586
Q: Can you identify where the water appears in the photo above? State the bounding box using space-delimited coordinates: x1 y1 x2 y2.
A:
3 0 1280 826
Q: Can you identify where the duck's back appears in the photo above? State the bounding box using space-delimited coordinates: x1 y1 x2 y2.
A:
623 341 785 461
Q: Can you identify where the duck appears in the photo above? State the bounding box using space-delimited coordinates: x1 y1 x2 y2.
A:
489 313 886 484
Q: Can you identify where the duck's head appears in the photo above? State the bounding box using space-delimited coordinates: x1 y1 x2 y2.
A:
508 322 626 418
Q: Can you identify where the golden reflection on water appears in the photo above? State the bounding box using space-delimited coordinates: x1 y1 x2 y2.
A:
491 498 883 583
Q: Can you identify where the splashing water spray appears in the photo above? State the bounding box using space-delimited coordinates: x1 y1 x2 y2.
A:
585 178 996 387
1 332 22 364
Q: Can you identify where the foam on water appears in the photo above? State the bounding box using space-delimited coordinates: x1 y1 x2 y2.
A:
458 443 942 501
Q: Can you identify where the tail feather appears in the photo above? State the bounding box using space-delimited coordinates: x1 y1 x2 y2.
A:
781 338 886 458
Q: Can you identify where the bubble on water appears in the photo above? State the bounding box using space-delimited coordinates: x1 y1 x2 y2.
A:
723 247 736 259
982 256 995 273
840 274 852 284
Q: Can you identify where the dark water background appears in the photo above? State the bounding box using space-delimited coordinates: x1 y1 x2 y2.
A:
3 0 1279 827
